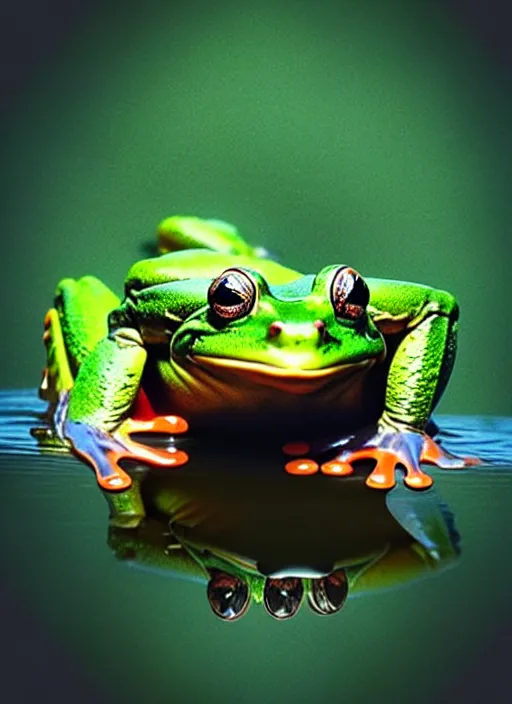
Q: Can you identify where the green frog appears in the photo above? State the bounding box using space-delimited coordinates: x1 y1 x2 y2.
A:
39 215 469 492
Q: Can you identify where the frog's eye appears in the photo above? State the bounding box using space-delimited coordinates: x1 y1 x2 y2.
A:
330 266 370 321
208 268 257 321
263 577 304 619
308 569 348 616
207 570 250 621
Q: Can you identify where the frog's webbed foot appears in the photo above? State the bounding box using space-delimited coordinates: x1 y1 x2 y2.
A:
58 395 190 491
329 430 435 490
284 426 479 491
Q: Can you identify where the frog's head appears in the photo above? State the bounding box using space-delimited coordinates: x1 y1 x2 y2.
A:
206 568 349 621
172 265 385 395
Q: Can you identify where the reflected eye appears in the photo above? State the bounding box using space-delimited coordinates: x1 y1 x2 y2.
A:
308 569 348 616
263 577 304 619
330 267 370 321
207 570 250 621
208 268 257 321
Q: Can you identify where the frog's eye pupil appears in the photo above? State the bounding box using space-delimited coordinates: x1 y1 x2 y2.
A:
208 269 256 321
263 577 304 619
331 266 369 321
216 279 244 306
207 571 250 620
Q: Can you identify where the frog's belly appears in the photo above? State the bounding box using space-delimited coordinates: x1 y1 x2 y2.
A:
145 357 384 433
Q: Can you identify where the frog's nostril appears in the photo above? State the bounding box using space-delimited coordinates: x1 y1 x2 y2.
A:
268 321 284 339
314 320 326 338
268 320 326 345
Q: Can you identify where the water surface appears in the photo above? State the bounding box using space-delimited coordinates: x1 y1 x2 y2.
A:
1 390 511 703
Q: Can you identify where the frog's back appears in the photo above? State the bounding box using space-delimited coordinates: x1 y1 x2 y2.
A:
125 249 302 293
124 214 304 291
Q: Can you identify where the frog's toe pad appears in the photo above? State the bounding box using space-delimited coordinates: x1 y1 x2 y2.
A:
284 458 319 475
320 459 354 476
99 465 133 491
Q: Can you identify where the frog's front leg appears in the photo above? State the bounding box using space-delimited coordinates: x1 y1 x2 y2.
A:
60 328 188 492
335 284 471 489
320 420 466 490
286 283 476 490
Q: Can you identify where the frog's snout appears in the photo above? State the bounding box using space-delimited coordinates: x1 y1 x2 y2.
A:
267 320 326 348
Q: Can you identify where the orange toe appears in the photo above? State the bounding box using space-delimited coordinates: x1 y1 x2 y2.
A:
121 415 189 436
403 470 433 490
320 459 354 476
71 446 133 492
421 436 479 469
462 455 484 466
285 458 319 475
364 451 398 490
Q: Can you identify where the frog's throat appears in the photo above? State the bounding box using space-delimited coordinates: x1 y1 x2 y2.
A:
190 355 375 394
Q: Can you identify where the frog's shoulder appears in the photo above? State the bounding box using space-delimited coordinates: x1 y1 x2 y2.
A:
125 250 302 292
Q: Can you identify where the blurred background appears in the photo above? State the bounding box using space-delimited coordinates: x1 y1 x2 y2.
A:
1 1 511 702
1 0 511 415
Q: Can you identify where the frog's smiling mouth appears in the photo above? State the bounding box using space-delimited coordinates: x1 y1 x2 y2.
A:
190 355 375 394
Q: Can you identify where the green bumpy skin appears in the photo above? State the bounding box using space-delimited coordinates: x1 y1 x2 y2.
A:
39 214 468 496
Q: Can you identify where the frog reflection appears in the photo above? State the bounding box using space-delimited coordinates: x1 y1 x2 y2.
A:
106 450 460 620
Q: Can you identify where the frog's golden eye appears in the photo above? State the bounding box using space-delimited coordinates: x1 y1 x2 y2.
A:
330 266 370 321
207 570 250 621
263 577 304 619
208 268 257 321
308 569 348 616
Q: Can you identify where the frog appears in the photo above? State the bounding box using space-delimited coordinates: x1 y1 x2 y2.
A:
39 214 471 494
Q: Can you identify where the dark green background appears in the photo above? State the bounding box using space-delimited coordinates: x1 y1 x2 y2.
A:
2 0 511 416
1 1 511 703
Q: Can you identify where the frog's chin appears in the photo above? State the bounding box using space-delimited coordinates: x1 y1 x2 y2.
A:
190 355 375 395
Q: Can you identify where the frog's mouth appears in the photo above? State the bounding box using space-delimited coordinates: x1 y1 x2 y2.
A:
190 355 374 395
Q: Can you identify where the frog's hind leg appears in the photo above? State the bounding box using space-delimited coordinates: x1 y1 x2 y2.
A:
156 215 266 258
39 276 120 406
